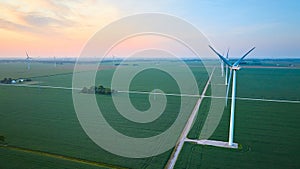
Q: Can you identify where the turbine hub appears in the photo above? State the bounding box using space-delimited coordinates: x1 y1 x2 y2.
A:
231 66 240 70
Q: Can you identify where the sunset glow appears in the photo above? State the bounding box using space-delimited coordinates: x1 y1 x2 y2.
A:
0 0 299 58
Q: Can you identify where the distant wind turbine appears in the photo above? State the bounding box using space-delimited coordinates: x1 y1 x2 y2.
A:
25 51 32 70
221 60 224 77
209 45 255 146
112 55 116 66
54 56 57 68
225 48 229 85
220 51 225 77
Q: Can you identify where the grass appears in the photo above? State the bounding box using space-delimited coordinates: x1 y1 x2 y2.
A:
1 61 299 169
237 68 300 100
0 61 209 169
0 62 74 80
0 146 108 169
0 145 124 169
175 67 300 169
176 100 300 169
0 85 175 169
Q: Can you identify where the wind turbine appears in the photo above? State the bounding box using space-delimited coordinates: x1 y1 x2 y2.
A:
54 56 57 68
25 51 32 70
220 51 226 77
112 55 116 66
209 45 255 146
225 48 229 85
220 59 224 77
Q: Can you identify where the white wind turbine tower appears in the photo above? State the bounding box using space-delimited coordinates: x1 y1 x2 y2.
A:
225 48 229 85
220 60 224 77
221 49 230 79
209 45 255 146
112 55 116 66
25 51 32 70
54 56 57 68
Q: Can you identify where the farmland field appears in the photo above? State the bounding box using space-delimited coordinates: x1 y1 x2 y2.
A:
0 60 209 169
178 66 300 169
0 60 300 169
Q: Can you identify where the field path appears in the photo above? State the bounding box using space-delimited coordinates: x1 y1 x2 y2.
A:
0 145 127 169
117 90 199 97
203 95 300 104
1 83 299 104
0 83 81 90
164 67 216 169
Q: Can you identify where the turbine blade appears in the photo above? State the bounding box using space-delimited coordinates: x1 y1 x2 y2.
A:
26 51 29 59
233 47 255 66
226 68 233 106
208 45 232 66
226 48 230 59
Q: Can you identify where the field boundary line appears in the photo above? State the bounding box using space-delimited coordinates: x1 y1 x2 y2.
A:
164 67 216 169
0 83 81 90
0 145 128 169
203 95 300 104
117 90 200 97
1 83 299 104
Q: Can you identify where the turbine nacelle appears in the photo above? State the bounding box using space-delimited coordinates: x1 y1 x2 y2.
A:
230 66 240 70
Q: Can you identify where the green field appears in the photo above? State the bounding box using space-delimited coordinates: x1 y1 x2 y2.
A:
0 61 299 169
178 67 300 169
0 61 207 169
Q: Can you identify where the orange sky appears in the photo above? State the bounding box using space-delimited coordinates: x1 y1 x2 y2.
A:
1 0 299 58
0 0 204 58
0 0 121 58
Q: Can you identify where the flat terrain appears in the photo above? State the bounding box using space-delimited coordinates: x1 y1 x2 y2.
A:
0 60 299 169
0 61 207 169
177 66 300 169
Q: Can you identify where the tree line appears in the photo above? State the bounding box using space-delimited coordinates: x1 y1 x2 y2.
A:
81 85 115 95
0 136 5 142
0 77 32 84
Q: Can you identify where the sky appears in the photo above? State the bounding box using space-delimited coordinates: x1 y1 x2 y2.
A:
0 0 299 58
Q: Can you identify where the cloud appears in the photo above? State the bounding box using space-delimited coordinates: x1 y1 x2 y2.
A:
0 18 33 33
0 15 73 36
0 0 120 35
0 1 81 37
23 12 74 27
0 18 48 34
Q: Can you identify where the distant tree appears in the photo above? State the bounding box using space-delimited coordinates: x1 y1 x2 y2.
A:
88 86 96 94
81 85 114 95
81 87 88 93
97 85 105 94
0 136 5 142
1 78 8 84
104 88 112 95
